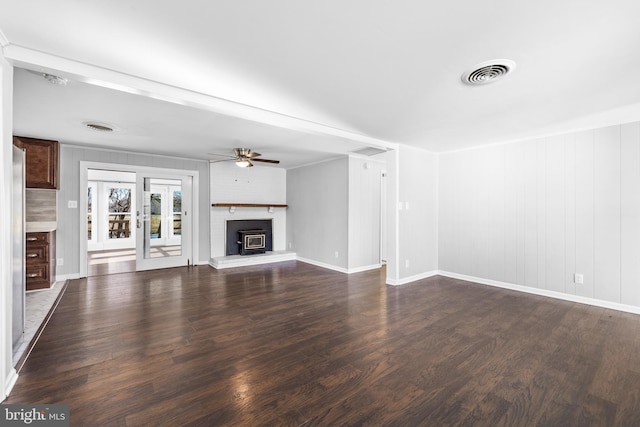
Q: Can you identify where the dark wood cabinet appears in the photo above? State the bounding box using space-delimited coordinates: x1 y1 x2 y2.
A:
13 136 59 189
26 231 56 290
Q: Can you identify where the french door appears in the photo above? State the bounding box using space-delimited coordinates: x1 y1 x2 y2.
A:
87 181 136 251
135 174 192 271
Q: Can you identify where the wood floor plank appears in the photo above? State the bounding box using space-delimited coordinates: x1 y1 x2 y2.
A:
5 262 640 426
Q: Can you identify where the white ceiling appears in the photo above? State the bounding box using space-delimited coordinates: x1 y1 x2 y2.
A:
3 0 640 167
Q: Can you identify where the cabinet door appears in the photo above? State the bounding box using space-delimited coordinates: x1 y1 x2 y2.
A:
13 136 59 189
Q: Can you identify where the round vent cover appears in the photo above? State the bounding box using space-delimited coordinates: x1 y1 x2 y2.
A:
462 59 516 85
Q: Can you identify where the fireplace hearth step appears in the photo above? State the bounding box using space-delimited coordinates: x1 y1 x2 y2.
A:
211 250 297 269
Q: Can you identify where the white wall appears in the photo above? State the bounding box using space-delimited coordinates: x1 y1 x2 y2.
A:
439 121 640 308
58 145 210 277
392 146 439 284
210 161 287 258
1 50 17 400
287 158 349 270
375 150 398 281
348 156 384 271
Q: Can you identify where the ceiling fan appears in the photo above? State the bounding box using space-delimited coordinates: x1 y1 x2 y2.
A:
209 148 280 168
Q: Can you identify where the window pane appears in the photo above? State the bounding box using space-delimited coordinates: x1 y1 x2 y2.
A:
108 214 131 239
150 193 162 238
108 188 131 213
108 187 132 239
173 214 181 236
173 191 182 213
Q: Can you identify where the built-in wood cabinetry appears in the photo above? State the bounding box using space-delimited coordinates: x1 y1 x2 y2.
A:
25 231 56 290
13 136 59 189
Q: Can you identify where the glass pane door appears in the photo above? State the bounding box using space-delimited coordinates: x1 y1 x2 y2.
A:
136 175 191 271
87 182 136 251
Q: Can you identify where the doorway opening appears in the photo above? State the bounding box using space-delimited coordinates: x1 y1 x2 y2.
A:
80 163 197 278
87 170 136 276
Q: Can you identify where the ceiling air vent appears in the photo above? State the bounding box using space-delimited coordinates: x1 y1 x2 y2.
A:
352 147 387 156
83 122 114 132
461 59 516 85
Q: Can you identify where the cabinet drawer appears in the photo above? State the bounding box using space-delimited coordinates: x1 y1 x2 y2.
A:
26 232 49 245
26 263 50 282
26 264 48 280
26 246 48 263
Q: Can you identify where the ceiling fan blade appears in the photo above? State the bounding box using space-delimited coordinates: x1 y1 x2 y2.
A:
246 151 261 158
209 158 236 163
252 158 280 164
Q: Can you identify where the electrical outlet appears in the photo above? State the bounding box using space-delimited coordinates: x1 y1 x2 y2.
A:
68 200 78 209
288 242 292 249
335 251 339 258
57 258 64 266
574 273 584 284
405 259 410 268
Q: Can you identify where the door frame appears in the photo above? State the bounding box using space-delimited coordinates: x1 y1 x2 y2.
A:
135 174 192 272
79 161 200 278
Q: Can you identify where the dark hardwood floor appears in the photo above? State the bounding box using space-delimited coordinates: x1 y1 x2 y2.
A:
5 261 640 426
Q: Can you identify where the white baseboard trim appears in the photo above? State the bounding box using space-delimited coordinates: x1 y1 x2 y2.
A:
56 273 81 281
296 257 348 274
346 263 383 274
438 271 640 315
296 257 381 274
386 270 439 286
3 368 18 402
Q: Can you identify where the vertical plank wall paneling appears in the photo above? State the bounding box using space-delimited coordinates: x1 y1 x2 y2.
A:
439 121 640 308
522 140 538 288
487 145 505 282
574 130 595 299
472 148 489 278
593 126 621 303
545 135 565 294
504 143 519 284
536 139 547 291
458 149 475 276
564 133 577 295
620 122 640 306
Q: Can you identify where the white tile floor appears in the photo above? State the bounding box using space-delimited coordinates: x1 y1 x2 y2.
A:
12 282 66 368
